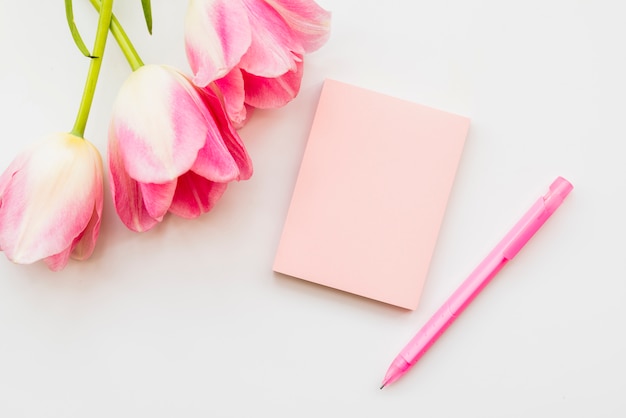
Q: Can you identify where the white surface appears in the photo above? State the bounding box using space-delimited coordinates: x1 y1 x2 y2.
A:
1 1 625 416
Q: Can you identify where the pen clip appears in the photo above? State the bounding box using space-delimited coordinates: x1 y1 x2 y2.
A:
501 198 547 260
501 177 573 260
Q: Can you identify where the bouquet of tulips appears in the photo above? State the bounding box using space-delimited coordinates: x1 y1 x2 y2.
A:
0 0 330 271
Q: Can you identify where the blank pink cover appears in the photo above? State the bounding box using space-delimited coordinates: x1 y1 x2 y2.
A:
273 80 470 310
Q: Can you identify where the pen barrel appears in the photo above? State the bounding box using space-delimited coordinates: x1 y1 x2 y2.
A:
404 253 506 363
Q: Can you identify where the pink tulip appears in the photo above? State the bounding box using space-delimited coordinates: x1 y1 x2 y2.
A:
185 0 331 125
0 133 104 271
108 64 253 232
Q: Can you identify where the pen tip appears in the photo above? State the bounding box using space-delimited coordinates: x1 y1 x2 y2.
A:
380 384 385 390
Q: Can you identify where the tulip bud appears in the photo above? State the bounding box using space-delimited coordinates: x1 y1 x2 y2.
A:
0 133 104 271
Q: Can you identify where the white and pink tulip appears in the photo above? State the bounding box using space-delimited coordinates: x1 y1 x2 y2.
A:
108 64 253 232
0 133 104 271
184 0 331 126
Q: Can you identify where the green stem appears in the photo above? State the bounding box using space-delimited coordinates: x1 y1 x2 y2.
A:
89 0 144 71
70 0 113 138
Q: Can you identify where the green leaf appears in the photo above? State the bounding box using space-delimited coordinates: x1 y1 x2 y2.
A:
65 0 94 58
141 0 153 35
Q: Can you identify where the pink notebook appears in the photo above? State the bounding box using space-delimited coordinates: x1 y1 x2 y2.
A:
273 80 470 310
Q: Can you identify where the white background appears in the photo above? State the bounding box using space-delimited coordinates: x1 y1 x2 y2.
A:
1 1 625 416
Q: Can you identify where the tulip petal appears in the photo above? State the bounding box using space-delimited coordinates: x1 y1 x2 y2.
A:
238 0 303 78
139 181 177 221
0 151 29 203
44 247 72 272
241 57 304 109
169 171 228 219
185 0 252 86
69 142 103 262
214 68 248 128
110 65 208 184
242 104 256 126
0 154 27 253
108 134 160 232
70 202 102 261
0 133 102 266
194 86 253 181
264 0 331 53
184 86 241 183
43 201 99 271
191 135 239 183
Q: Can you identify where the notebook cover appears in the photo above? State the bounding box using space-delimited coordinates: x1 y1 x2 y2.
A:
273 79 470 310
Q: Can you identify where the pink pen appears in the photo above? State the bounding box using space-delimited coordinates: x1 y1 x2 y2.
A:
380 177 573 388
